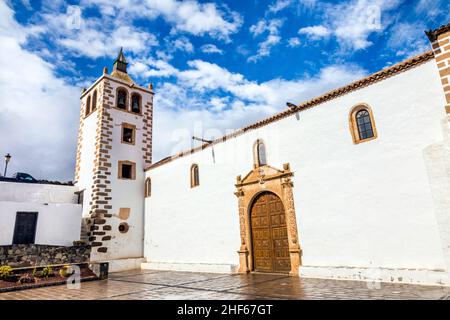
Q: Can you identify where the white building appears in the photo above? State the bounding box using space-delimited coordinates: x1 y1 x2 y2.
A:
74 49 153 271
2 23 449 284
139 24 450 285
0 181 82 246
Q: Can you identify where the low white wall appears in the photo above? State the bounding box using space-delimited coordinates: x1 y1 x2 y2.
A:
0 201 82 246
0 182 79 203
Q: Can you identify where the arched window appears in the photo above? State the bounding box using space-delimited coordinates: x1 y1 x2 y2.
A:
85 95 91 117
254 139 267 167
144 178 151 197
131 93 141 114
117 89 127 110
190 164 199 188
349 104 377 144
356 110 373 140
92 90 97 111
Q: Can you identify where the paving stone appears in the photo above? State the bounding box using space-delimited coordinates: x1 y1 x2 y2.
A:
0 270 448 300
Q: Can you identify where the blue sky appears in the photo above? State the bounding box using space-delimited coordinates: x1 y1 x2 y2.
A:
0 0 448 180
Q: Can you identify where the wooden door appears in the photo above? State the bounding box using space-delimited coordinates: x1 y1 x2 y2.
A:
251 192 290 273
13 212 38 245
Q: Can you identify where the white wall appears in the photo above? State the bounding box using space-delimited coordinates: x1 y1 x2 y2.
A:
0 181 82 246
77 106 98 218
144 60 449 281
104 91 147 260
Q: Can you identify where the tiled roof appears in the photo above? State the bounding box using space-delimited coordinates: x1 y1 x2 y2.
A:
146 50 435 171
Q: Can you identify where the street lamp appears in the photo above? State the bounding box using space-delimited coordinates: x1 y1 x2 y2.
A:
4 153 11 177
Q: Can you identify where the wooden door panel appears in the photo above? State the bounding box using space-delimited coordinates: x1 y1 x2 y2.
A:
251 192 291 273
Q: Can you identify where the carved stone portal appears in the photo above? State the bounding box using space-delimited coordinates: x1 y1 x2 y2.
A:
235 163 301 276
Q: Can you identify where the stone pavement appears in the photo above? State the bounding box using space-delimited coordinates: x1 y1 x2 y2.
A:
0 269 448 300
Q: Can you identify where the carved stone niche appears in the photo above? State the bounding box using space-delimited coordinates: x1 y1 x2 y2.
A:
234 163 301 276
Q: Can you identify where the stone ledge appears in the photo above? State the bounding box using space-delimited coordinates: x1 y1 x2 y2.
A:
0 244 91 268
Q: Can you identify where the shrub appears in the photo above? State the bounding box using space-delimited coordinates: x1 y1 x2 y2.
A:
0 266 13 280
18 273 35 284
41 266 54 278
59 265 74 278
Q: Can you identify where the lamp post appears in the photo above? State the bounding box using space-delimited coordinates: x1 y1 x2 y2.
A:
4 153 11 177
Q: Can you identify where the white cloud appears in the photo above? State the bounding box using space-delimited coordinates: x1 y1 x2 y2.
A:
288 37 301 47
248 35 281 63
156 50 173 61
20 0 33 10
248 18 284 62
0 2 80 180
82 0 242 41
268 0 292 13
298 0 402 52
250 18 284 37
201 44 224 54
298 25 330 39
415 0 450 20
387 22 429 58
298 0 318 9
151 57 367 108
129 58 179 78
146 0 242 40
172 36 194 53
36 0 239 60
41 9 158 59
209 96 230 111
236 45 250 56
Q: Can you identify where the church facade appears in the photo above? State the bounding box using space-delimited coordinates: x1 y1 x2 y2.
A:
74 24 450 285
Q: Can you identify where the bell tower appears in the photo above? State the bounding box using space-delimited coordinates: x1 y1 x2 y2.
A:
74 49 153 268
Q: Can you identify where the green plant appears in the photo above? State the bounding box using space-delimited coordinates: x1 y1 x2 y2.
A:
18 273 35 284
59 265 74 278
0 266 13 280
41 266 53 278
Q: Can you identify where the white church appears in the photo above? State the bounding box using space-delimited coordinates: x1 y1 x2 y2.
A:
1 22 450 286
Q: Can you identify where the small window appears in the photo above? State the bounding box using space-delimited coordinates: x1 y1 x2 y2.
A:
190 164 199 188
85 95 91 117
254 139 267 167
349 104 377 144
117 89 127 110
145 178 151 197
92 90 97 111
131 94 141 114
121 123 135 145
118 161 136 180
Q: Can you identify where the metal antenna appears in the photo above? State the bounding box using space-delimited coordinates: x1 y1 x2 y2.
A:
192 136 213 144
286 102 298 109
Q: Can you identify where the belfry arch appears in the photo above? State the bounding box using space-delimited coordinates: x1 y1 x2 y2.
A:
235 163 301 276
